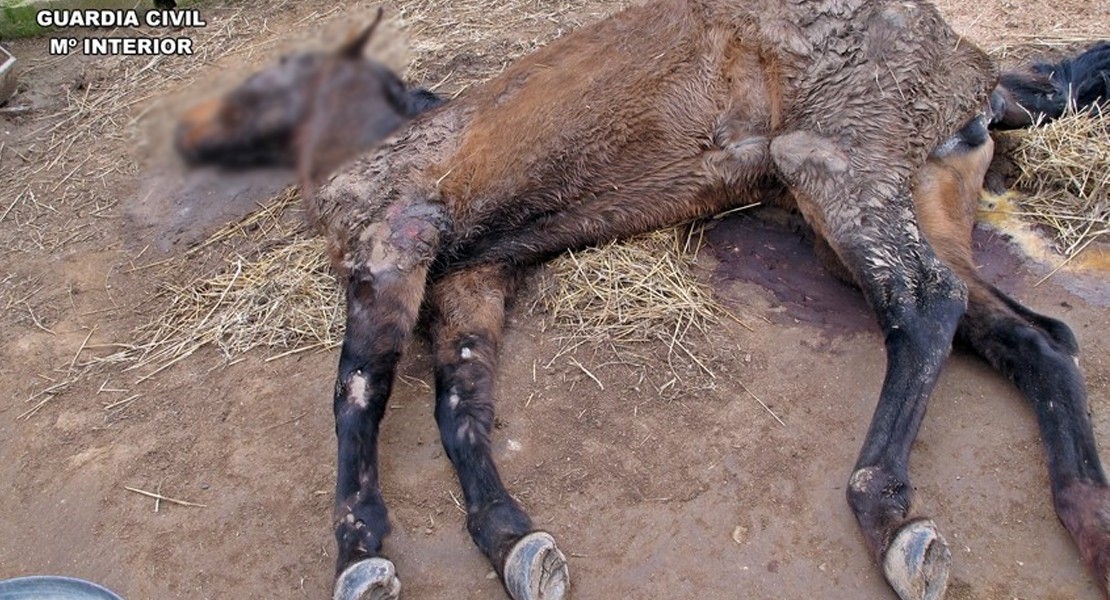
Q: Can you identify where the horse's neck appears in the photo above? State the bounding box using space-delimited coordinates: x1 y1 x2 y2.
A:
297 117 410 189
301 100 469 238
296 83 448 188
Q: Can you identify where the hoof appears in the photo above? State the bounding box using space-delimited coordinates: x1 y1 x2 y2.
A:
504 531 569 600
334 557 401 600
882 519 951 600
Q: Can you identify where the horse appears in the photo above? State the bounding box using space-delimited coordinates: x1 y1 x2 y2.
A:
174 2 1110 599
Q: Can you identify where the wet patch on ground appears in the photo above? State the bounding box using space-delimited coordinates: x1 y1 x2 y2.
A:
705 213 1109 335
972 227 1110 308
970 227 1032 294
703 213 874 333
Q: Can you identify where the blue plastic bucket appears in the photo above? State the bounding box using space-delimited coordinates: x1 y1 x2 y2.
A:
0 576 124 600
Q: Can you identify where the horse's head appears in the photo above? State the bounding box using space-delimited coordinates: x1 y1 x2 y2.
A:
175 47 329 168
176 9 435 182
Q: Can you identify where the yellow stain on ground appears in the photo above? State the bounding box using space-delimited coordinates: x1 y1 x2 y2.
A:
976 190 1110 275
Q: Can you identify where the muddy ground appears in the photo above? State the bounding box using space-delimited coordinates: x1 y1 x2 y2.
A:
1 1 1108 599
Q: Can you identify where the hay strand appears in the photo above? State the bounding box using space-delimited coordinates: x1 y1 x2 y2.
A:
124 486 207 509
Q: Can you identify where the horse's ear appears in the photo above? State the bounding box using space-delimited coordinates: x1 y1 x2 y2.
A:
339 7 384 59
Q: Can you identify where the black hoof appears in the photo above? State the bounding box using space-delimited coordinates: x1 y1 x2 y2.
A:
882 519 950 600
333 558 401 600
503 532 569 600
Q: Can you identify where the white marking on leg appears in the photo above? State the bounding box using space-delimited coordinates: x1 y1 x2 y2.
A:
449 393 460 410
457 421 470 443
347 371 370 408
849 466 882 493
461 346 473 360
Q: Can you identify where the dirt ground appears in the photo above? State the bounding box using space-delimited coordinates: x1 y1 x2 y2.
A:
1 1 1108 599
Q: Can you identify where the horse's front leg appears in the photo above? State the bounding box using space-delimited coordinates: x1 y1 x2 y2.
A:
332 199 446 600
429 263 569 600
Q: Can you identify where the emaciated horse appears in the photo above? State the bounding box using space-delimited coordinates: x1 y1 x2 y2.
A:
175 2 1110 599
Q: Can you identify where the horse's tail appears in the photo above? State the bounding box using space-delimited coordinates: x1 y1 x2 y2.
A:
991 41 1110 129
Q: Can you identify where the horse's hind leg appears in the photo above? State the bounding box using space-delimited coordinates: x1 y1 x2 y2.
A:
332 200 446 600
959 284 1110 593
913 143 1110 595
772 130 968 600
429 263 569 600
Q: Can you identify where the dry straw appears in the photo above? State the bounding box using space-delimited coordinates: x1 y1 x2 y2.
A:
122 188 343 378
536 229 724 375
1006 105 1110 257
